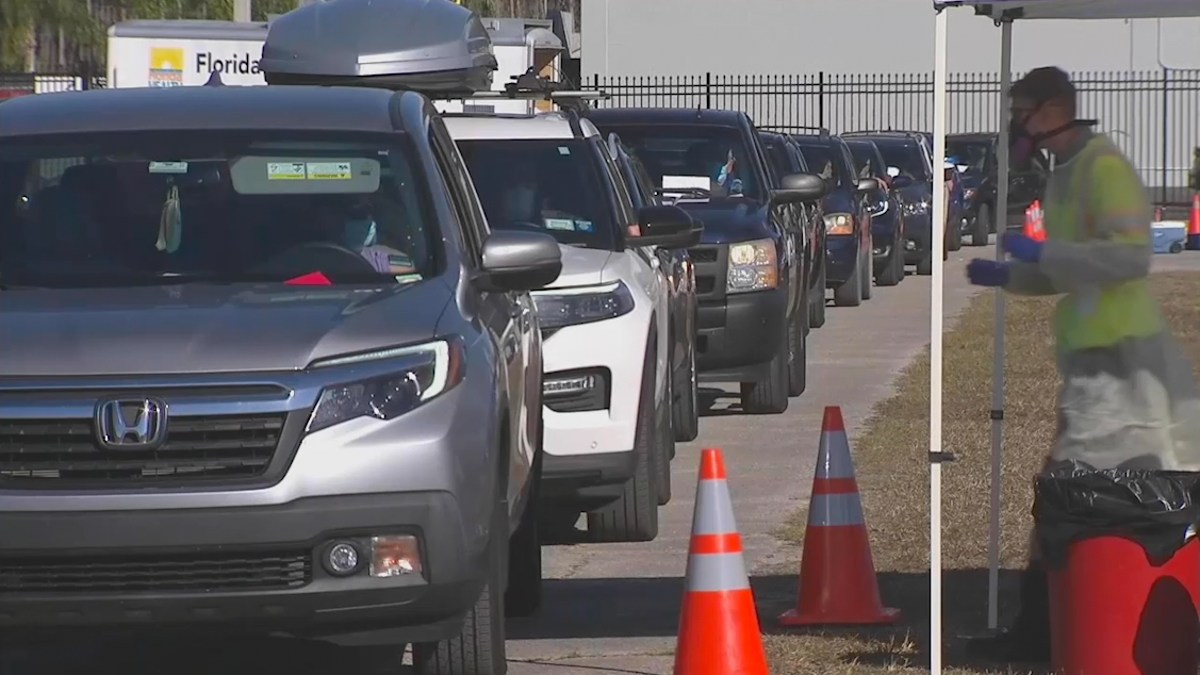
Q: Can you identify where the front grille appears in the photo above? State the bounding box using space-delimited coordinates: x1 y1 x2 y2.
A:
0 550 311 594
0 414 287 487
689 248 719 263
688 245 727 301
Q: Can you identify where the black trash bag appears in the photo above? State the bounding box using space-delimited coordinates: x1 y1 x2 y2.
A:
1033 459 1200 569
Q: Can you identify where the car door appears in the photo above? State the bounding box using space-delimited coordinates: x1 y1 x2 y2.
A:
754 133 800 318
428 115 535 513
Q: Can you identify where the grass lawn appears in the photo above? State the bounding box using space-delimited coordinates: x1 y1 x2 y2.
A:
752 272 1200 675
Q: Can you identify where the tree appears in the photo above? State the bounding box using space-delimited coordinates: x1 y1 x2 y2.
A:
0 0 103 72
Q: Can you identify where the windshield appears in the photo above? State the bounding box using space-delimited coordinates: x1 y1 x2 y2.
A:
874 140 931 181
589 124 763 201
947 138 991 176
795 141 849 187
456 139 616 250
846 141 886 179
0 131 438 288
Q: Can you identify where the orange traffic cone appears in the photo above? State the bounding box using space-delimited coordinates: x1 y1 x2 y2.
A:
779 406 899 626
1187 194 1200 250
674 448 769 675
1024 200 1046 242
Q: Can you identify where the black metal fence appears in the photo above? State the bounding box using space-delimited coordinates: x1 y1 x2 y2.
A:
586 70 1200 204
0 72 106 99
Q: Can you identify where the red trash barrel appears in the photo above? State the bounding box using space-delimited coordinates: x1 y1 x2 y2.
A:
1048 534 1200 675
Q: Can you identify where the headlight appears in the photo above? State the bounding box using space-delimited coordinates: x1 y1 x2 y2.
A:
903 200 930 216
726 238 778 294
824 213 854 235
532 281 635 330
306 339 464 433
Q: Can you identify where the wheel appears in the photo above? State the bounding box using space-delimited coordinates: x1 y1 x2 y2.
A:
917 252 933 276
505 447 542 618
832 256 862 307
671 327 699 443
876 242 903 287
740 320 789 414
860 248 873 301
586 338 660 543
414 502 508 675
808 261 827 329
787 309 807 397
970 204 991 247
1170 241 1184 254
947 218 963 251
655 362 674 506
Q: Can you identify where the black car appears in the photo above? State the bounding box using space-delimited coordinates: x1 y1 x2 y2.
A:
791 133 878 307
758 130 829 329
948 132 1050 247
587 108 827 415
608 132 701 443
845 137 905 287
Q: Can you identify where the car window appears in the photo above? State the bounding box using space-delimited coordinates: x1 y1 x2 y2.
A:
846 141 885 179
759 136 795 183
456 138 616 250
947 139 992 178
0 130 439 287
796 140 851 187
785 142 810 173
589 124 763 201
874 140 932 181
596 139 637 228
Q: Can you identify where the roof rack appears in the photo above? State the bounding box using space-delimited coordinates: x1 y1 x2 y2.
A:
759 124 830 136
437 69 611 139
842 129 924 137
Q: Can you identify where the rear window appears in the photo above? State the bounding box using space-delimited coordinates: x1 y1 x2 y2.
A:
456 138 616 250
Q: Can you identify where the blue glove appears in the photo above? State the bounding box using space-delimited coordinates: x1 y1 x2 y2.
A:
1001 231 1043 264
967 259 1010 287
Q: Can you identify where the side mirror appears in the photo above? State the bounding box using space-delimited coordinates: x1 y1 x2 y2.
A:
890 175 914 189
856 177 880 193
630 205 703 249
476 230 562 292
771 172 828 205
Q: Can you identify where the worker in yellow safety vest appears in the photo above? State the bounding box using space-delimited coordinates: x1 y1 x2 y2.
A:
964 66 1200 663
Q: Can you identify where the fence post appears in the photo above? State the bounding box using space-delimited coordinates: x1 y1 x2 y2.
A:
705 72 712 110
817 71 825 129
1161 68 1169 205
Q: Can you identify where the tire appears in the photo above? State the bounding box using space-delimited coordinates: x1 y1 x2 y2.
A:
970 204 991 247
860 248 873 301
586 340 660 543
655 362 674 506
671 330 699 443
947 218 963 251
808 261 827 329
916 252 933 276
414 502 508 675
876 242 903 287
1171 242 1184 254
786 309 807 398
832 256 862 307
505 448 542 619
740 320 789 415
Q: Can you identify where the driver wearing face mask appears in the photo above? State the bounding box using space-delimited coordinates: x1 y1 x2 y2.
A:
499 158 543 225
315 196 416 276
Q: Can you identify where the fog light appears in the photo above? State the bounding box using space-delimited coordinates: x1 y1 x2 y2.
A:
324 541 361 577
544 375 595 398
370 535 422 577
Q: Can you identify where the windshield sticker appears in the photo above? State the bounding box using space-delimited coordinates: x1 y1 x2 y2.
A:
306 161 353 181
544 218 575 231
575 220 594 232
267 162 307 180
557 146 571 155
148 161 189 174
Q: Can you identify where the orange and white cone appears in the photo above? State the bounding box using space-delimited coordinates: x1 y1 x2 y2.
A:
674 448 769 675
778 406 899 626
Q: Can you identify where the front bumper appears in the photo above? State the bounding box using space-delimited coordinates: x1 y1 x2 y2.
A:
825 234 859 285
688 244 786 383
902 211 934 263
0 492 486 642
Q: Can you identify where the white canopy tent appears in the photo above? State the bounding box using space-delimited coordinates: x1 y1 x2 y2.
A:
927 1 1200 673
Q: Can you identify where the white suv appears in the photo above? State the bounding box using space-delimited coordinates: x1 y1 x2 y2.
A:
447 111 700 543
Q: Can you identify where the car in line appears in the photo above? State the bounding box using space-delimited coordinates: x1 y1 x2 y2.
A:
844 130 943 275
446 106 700 544
757 129 829 328
845 136 906 287
948 131 1050 246
791 131 878 307
587 108 828 415
607 133 701 443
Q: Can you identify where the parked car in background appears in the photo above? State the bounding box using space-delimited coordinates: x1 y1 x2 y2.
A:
845 137 905 286
757 129 829 328
948 132 1050 246
791 132 877 306
845 130 942 275
588 108 827 414
608 133 701 443
449 109 701 542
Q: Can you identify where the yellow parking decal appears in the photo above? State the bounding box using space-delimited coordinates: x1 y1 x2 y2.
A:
306 162 353 180
267 162 307 180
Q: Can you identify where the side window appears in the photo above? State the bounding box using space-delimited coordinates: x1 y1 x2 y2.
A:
596 139 636 227
426 117 483 263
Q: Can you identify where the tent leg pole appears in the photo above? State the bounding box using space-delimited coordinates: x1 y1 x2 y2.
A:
988 18 1014 633
930 7 949 675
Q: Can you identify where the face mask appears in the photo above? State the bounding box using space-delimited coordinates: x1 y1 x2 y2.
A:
156 185 183 254
1010 102 1092 164
342 219 377 250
